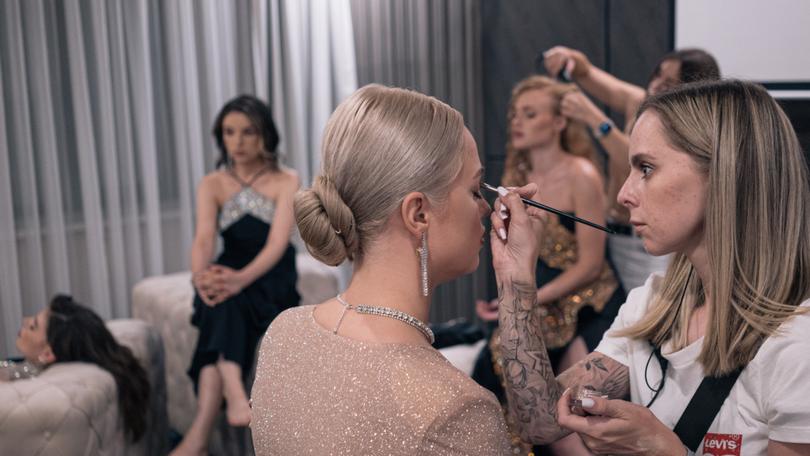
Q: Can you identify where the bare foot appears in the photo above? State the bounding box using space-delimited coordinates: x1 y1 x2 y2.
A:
226 397 252 427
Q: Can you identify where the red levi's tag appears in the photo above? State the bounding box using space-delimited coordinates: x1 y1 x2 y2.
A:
702 433 742 456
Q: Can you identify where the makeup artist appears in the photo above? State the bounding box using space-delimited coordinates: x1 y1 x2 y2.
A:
477 75 626 455
542 46 721 293
250 84 511 455
492 80 810 455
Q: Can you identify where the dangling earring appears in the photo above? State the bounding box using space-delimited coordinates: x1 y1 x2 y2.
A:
416 231 429 296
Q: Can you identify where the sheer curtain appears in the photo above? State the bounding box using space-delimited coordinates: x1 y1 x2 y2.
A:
350 0 486 323
0 0 356 357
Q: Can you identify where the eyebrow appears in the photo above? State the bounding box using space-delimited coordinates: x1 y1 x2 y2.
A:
630 153 655 168
473 167 484 179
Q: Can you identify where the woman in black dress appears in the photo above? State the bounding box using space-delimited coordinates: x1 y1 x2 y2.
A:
171 95 300 456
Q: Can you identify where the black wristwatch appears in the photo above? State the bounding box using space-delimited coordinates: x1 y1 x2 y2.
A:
594 119 615 139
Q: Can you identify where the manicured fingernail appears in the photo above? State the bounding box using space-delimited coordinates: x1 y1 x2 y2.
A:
581 398 595 408
498 228 507 241
497 186 509 197
499 206 509 219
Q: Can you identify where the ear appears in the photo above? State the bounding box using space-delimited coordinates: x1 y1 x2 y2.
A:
400 191 430 237
553 113 568 133
37 345 56 366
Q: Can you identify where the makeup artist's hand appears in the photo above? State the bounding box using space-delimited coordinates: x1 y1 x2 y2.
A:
490 183 545 283
543 46 591 81
557 388 685 455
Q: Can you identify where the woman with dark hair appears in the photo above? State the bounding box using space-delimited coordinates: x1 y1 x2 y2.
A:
542 46 721 295
2 295 150 442
172 94 300 455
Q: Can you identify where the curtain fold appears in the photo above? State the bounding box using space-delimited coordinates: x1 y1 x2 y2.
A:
0 0 357 357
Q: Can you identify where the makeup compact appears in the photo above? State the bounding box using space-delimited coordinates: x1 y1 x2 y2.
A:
568 385 609 416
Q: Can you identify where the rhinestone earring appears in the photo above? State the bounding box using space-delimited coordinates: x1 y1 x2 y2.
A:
416 231 429 296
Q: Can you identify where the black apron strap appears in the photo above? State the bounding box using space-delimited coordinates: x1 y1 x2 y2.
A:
672 368 743 452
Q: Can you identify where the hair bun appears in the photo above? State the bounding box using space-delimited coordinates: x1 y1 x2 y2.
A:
294 176 358 266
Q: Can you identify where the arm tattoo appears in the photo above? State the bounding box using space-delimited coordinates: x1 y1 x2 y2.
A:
497 278 630 444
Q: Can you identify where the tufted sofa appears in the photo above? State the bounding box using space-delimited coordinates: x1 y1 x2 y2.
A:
0 319 167 456
132 251 341 455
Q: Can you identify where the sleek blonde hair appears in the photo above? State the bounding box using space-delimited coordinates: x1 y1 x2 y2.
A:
502 75 598 187
295 84 466 266
617 79 810 376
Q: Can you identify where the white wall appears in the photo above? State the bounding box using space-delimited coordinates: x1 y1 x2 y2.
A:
676 0 810 83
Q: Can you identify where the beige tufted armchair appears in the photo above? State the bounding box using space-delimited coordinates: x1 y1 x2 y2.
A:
0 319 168 456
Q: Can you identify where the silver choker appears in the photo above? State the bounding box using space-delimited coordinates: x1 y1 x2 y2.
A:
334 294 435 344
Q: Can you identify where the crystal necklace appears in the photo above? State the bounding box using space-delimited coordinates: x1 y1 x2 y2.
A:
333 294 435 345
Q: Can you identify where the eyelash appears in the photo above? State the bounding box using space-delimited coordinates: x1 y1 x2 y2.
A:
472 190 483 199
640 163 653 177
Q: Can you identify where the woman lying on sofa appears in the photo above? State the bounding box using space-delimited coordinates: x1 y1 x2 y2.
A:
1 295 150 442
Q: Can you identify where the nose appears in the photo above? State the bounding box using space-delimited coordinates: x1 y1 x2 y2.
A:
617 177 637 209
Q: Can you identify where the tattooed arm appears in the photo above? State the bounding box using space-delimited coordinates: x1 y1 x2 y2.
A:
497 276 630 444
490 185 631 445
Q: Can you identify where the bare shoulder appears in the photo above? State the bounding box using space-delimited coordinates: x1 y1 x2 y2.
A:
275 166 301 191
569 156 602 181
565 157 604 196
198 170 227 194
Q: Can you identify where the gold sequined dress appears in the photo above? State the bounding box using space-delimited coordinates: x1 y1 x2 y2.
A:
250 305 512 455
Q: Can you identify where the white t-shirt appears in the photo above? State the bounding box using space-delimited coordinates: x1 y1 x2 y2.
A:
596 274 810 456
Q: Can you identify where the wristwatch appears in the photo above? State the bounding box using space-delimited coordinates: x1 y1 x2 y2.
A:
594 119 615 139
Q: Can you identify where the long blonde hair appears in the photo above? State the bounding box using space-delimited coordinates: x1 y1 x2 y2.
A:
294 84 465 266
502 75 598 187
617 80 810 376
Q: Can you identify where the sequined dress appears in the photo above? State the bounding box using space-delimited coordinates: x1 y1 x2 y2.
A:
250 305 512 455
188 185 300 390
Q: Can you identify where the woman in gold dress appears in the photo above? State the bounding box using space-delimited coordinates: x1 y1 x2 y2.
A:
481 75 627 455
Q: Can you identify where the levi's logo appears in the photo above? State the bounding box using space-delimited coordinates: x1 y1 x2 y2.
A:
702 433 742 455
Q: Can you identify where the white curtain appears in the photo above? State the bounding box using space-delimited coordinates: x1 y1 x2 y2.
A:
0 0 356 358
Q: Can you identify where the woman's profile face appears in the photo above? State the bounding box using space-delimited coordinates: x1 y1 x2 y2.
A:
428 129 491 283
16 309 50 363
618 112 707 256
509 89 563 151
221 111 264 165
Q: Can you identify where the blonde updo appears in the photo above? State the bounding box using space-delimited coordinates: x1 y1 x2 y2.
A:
295 84 466 266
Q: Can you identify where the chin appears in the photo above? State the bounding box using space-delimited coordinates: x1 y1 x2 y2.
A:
642 240 674 257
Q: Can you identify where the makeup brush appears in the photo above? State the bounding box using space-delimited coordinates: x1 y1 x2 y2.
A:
481 182 615 234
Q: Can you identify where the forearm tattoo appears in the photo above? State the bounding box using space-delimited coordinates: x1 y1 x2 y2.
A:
497 278 630 444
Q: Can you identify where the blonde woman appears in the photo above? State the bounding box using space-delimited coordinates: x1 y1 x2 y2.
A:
492 79 810 455
250 85 511 455
477 75 627 455
542 46 721 293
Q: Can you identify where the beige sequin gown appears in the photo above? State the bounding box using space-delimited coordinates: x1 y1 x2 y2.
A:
250 305 511 455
